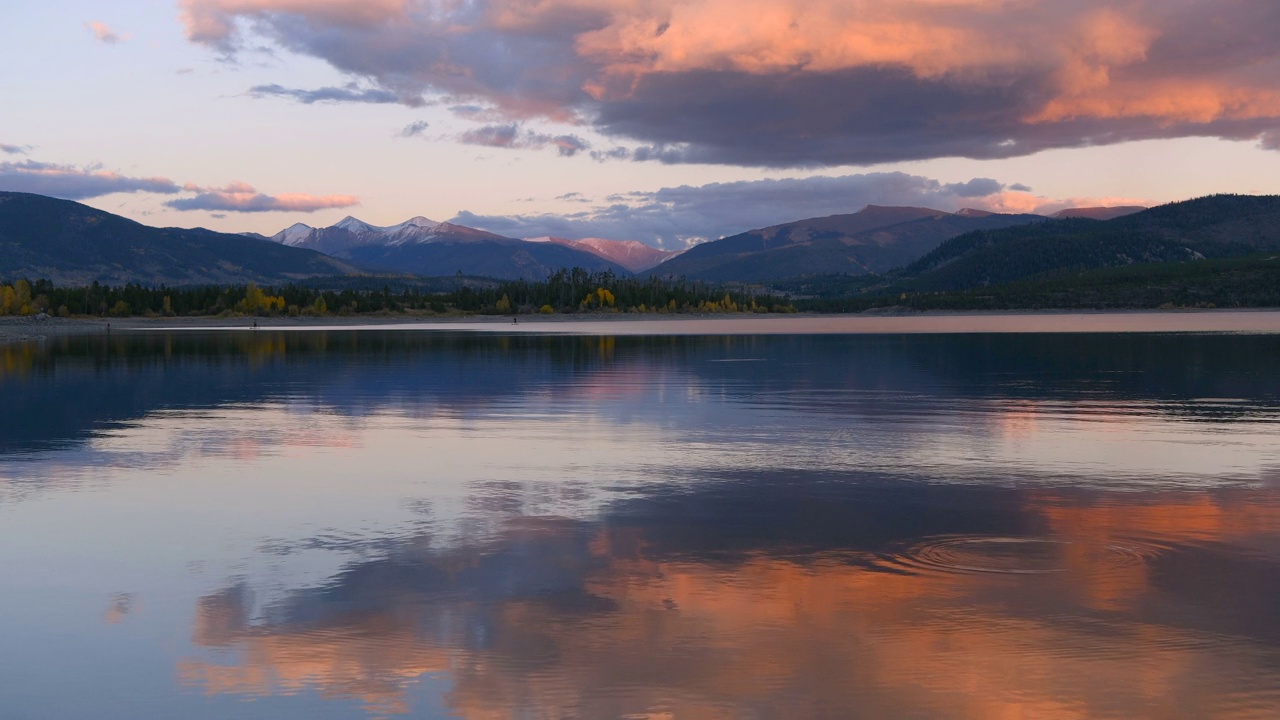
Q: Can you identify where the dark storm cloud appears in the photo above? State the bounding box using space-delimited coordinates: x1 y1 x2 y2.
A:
452 172 1026 248
182 1 1280 166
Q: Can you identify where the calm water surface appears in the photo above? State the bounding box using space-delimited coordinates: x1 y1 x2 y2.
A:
2 325 1280 719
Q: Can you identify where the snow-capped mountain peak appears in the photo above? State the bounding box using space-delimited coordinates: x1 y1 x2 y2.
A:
275 222 317 246
333 216 377 233
381 216 443 245
267 213 516 254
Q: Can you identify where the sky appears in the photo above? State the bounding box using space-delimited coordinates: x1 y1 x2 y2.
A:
2 0 1279 248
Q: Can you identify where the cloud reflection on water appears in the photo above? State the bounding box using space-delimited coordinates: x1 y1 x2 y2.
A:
180 484 1280 718
3 330 1280 717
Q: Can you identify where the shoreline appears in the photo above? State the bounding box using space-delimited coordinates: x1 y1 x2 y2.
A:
5 307 1280 345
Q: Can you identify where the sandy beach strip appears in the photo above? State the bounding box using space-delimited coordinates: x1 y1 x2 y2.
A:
5 308 1280 345
0 316 110 345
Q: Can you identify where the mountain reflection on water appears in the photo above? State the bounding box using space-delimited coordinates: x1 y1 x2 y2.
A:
1 329 1279 719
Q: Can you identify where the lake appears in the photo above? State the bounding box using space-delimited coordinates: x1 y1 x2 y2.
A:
2 321 1280 719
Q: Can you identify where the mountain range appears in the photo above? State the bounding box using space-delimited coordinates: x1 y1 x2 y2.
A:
263 204 1131 282
0 192 356 286
887 194 1280 293
264 216 634 280
643 205 1053 282
4 190 1184 291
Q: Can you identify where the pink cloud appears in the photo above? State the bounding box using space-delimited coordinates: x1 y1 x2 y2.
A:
167 182 360 213
86 21 127 44
968 191 1150 217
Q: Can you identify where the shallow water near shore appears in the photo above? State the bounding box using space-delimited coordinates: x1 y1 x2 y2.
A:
119 307 1280 336
2 329 1280 718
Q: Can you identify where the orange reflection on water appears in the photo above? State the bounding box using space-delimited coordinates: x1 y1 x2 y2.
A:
181 588 452 716
1035 491 1280 545
180 491 1280 719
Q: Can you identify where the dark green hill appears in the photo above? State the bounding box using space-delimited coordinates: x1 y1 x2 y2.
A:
0 192 359 285
645 206 1046 282
897 195 1280 292
343 239 629 281
796 253 1280 312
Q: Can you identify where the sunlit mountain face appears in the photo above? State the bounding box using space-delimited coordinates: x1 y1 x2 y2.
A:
2 329 1280 718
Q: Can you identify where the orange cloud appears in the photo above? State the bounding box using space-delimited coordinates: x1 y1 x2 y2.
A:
179 0 409 45
1030 82 1280 124
969 190 1150 216
574 0 1017 83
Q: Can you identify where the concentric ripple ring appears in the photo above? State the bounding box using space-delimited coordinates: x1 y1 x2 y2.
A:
881 535 1163 576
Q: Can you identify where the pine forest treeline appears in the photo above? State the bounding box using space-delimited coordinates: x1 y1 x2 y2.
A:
0 269 795 318
5 253 1279 319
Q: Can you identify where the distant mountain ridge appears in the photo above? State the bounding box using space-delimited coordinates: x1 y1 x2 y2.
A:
1051 206 1146 221
266 216 629 280
892 195 1280 292
644 205 1049 282
272 215 510 255
1 190 1209 292
529 237 679 272
0 192 357 286
261 204 1152 282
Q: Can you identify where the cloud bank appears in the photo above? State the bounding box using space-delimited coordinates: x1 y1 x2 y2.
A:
0 157 358 213
451 172 1131 249
0 160 181 199
179 0 1280 166
166 181 359 212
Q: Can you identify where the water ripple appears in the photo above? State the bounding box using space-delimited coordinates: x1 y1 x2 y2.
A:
877 534 1171 576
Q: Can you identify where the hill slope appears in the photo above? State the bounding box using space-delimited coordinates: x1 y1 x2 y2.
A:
1051 206 1146 220
644 206 1046 282
344 238 630 280
897 195 1280 292
0 192 358 286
